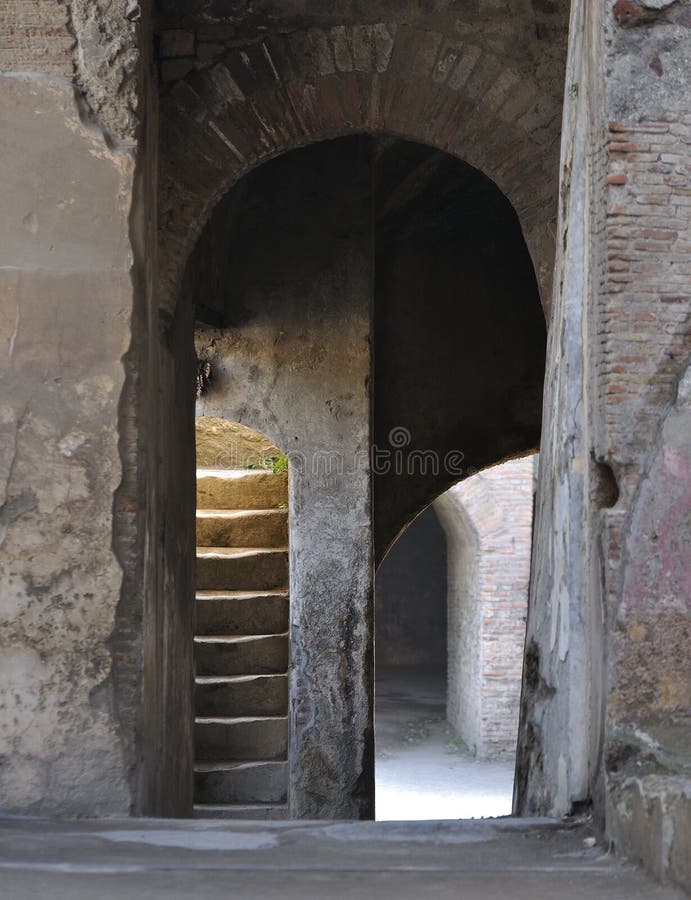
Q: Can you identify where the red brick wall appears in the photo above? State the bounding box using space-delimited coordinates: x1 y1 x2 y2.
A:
438 455 535 758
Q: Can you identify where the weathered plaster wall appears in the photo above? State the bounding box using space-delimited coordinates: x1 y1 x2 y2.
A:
375 506 447 669
192 138 373 819
600 2 691 887
517 0 691 890
0 74 136 814
515 0 606 822
437 456 534 759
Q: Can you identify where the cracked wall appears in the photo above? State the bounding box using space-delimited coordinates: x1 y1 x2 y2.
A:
517 0 691 891
0 74 136 814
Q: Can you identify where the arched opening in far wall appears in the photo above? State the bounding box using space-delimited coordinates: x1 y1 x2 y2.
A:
375 457 537 820
176 134 546 819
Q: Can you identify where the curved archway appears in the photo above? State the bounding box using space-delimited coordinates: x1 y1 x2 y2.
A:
157 9 570 314
180 132 545 819
374 456 536 820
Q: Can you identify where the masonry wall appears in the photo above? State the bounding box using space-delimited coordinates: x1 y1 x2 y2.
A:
517 0 691 891
437 457 534 759
191 138 374 819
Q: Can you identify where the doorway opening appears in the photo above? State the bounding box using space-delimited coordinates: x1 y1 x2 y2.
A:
193 416 290 818
375 457 536 821
183 135 545 818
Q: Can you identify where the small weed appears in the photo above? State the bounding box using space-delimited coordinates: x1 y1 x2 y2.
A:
270 453 289 475
244 453 289 473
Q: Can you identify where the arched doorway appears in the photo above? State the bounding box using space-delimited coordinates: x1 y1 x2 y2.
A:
375 457 536 820
183 136 545 818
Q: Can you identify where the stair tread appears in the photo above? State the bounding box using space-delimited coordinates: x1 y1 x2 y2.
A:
194 633 288 644
195 760 287 772
196 673 287 684
197 508 287 518
196 590 288 599
195 715 288 724
197 468 284 479
197 546 288 557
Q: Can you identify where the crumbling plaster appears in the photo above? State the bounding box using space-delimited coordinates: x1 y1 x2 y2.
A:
0 74 136 814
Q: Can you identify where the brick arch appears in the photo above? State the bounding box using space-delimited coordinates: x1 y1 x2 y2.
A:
158 23 562 312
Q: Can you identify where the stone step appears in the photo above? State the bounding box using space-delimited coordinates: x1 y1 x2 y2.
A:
192 803 289 820
196 591 288 636
194 634 288 676
195 674 288 717
197 468 288 511
196 508 288 548
194 760 288 805
195 716 288 761
196 548 288 592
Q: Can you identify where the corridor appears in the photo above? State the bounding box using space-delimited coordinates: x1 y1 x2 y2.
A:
376 666 515 821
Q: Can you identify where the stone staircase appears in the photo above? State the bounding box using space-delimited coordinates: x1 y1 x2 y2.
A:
193 467 289 819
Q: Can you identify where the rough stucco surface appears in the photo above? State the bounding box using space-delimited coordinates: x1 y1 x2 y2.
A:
192 139 373 819
518 0 691 891
601 3 691 891
436 457 534 760
0 75 135 814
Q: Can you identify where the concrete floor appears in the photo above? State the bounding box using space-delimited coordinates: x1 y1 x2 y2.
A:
376 666 515 820
0 815 684 899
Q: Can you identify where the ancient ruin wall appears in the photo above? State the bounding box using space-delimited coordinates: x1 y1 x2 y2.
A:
0 76 137 814
518 0 691 890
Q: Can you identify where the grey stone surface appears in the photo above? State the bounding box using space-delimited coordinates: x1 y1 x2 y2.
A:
0 817 684 900
515 0 604 823
0 74 136 815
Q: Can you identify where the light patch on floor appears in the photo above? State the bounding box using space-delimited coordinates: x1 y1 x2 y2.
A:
375 667 515 821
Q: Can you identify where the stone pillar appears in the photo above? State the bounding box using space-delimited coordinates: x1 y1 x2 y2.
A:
194 138 374 818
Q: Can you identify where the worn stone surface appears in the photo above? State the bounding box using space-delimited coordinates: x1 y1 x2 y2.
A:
517 0 691 892
0 816 685 900
0 75 135 814
195 417 279 468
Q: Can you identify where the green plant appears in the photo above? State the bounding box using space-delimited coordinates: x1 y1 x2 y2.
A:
270 453 289 475
244 453 288 473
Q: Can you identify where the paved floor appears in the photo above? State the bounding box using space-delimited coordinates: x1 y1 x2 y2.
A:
0 815 684 899
376 666 515 820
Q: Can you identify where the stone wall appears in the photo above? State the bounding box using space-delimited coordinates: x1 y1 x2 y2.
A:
192 138 374 819
436 457 535 759
0 75 137 814
517 0 691 891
